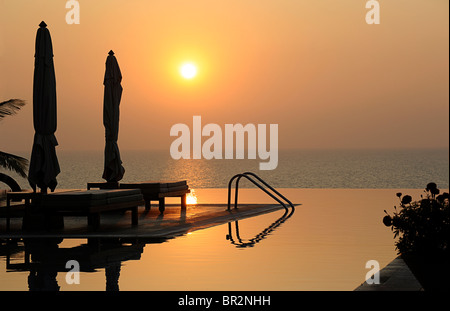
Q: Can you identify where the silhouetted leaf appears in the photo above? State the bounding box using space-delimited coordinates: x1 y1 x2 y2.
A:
0 151 29 178
0 99 26 120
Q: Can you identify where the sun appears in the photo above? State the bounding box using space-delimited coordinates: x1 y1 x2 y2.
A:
180 63 197 79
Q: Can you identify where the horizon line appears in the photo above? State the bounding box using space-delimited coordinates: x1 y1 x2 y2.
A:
4 146 449 154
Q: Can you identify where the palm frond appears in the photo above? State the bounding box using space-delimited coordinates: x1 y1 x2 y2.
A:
0 99 26 121
0 151 29 178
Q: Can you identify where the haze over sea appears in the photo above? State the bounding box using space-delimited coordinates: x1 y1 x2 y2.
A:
2 149 448 191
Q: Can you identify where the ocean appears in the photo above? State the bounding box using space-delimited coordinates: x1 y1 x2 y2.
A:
2 148 448 191
1 150 449 291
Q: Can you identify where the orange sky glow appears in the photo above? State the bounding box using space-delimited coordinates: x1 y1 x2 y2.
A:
0 0 448 152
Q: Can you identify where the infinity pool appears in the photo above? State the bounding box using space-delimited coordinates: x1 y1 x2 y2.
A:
1 188 418 291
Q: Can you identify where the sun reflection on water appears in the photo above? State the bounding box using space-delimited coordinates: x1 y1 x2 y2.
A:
186 189 198 205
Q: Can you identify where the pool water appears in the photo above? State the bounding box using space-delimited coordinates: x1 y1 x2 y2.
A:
1 188 421 291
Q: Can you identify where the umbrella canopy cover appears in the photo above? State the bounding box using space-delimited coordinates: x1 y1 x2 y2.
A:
28 21 60 193
102 50 125 182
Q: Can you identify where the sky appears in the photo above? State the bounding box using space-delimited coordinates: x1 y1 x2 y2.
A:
0 0 448 153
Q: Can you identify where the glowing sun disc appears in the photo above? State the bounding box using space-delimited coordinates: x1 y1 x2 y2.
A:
180 63 197 79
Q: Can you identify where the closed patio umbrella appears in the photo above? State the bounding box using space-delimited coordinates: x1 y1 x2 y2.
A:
102 50 125 182
28 21 60 193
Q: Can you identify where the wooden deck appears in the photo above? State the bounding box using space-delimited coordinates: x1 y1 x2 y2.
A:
1 199 297 239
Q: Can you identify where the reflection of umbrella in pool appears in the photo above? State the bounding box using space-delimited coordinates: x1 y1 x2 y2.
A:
102 50 125 182
28 21 60 193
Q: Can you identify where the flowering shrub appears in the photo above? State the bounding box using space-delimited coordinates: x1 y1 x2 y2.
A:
383 183 449 255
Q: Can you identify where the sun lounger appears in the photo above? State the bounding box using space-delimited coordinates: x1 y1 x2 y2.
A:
87 181 190 213
4 191 39 232
119 181 190 213
86 181 119 190
39 189 144 230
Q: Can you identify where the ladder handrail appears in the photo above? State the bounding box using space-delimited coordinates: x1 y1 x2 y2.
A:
237 172 295 209
227 172 295 211
227 173 287 210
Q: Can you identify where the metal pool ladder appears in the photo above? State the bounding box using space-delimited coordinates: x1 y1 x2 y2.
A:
227 172 295 211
